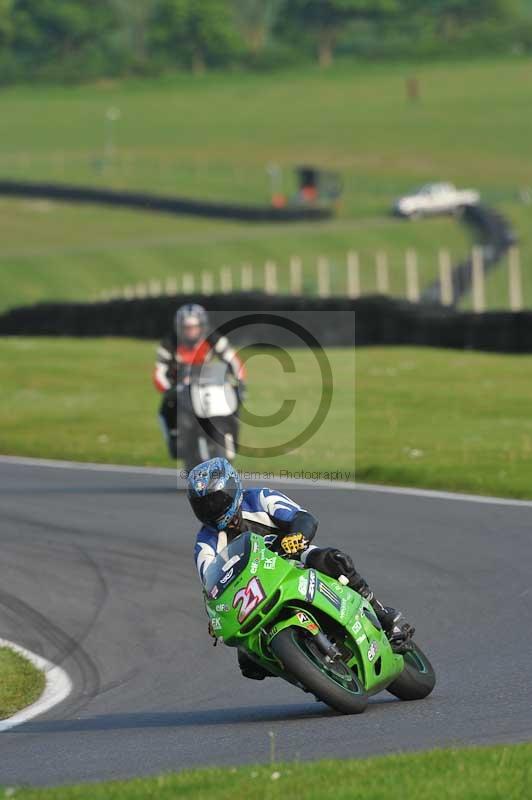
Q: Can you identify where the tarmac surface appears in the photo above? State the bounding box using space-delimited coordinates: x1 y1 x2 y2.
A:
1 459 531 786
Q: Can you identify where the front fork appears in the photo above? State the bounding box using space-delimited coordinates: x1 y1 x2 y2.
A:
265 608 340 660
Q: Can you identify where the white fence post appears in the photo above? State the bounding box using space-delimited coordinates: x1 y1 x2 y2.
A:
317 256 330 298
376 251 389 294
182 273 195 293
438 249 453 306
220 267 233 294
290 256 303 295
471 246 485 313
135 283 148 299
508 246 523 312
201 271 214 295
165 276 178 296
405 249 420 302
347 251 360 298
241 263 253 291
264 260 278 295
149 279 162 297
123 286 135 300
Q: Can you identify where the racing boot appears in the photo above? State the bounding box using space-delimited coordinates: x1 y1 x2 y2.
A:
237 649 270 681
369 599 415 647
348 573 415 646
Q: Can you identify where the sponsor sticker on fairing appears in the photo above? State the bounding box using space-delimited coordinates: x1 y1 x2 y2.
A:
367 641 379 662
298 575 309 596
220 568 234 585
317 580 342 611
250 560 259 575
210 617 222 631
351 618 362 634
264 557 277 570
222 556 240 572
232 577 266 623
296 611 319 634
215 603 229 613
306 570 317 602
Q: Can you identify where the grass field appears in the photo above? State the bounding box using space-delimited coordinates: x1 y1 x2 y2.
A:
2 338 532 499
0 646 45 720
0 198 469 310
3 744 531 798
1 56 531 310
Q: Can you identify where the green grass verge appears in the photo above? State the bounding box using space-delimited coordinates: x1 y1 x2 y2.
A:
0 56 531 310
0 198 470 310
0 646 45 720
2 338 532 499
3 744 532 799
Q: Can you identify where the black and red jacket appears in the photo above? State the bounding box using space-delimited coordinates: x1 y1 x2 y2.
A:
153 331 245 393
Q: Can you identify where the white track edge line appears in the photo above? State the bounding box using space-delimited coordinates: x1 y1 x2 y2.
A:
2 454 532 508
0 638 72 732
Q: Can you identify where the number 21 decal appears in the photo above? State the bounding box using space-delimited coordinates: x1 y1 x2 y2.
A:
233 577 265 623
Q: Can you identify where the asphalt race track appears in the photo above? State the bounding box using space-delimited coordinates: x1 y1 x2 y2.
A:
1 458 531 786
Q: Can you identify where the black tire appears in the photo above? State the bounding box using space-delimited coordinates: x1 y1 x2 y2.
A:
168 435 178 460
387 642 436 701
208 436 227 460
270 627 368 715
183 424 204 473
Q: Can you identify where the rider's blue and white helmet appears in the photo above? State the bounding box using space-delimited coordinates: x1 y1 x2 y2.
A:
187 457 242 531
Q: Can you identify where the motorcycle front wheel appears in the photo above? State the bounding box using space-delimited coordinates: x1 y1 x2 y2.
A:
270 627 368 715
386 642 436 701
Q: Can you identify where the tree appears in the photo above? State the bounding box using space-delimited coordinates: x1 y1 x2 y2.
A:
281 0 397 67
12 0 114 68
110 0 158 70
232 0 282 55
150 0 242 73
405 0 519 40
0 0 14 47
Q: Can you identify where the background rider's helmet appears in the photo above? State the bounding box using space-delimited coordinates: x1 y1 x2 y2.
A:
187 457 242 531
175 303 208 345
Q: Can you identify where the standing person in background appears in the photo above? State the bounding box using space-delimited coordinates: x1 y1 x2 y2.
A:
153 304 246 458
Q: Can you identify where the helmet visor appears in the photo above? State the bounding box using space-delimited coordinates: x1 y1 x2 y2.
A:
189 490 234 525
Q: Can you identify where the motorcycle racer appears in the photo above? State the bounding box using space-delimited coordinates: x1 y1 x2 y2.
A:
188 457 414 680
153 304 245 458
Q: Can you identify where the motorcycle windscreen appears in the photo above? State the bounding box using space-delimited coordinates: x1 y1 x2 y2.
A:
203 532 252 597
190 383 238 419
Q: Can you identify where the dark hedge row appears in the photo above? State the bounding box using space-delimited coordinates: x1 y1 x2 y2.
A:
2 293 532 354
0 179 332 223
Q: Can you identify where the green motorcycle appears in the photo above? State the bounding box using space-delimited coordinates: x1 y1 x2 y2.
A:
203 531 436 714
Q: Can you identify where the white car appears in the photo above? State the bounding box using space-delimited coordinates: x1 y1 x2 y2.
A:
393 182 480 219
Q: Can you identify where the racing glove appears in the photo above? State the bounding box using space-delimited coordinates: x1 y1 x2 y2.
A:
279 533 309 556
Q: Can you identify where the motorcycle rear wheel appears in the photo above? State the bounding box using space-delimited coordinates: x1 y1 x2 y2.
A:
386 642 436 701
270 627 368 715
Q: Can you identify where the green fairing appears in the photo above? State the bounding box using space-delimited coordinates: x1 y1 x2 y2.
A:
203 532 405 697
